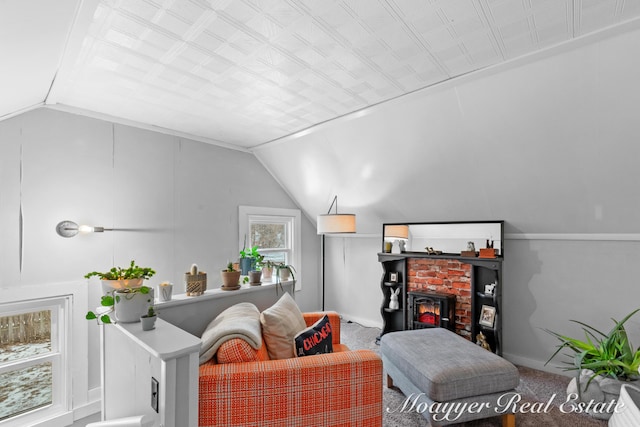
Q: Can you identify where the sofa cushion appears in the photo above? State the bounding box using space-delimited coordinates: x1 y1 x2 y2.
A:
294 314 333 357
260 292 306 360
217 338 269 364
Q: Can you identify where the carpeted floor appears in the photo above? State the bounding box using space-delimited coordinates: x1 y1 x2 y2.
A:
339 320 608 427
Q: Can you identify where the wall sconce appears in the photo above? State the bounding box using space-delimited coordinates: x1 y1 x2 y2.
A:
317 196 356 311
55 220 112 238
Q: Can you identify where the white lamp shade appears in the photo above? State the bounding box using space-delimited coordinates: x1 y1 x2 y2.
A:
384 224 409 240
317 214 356 234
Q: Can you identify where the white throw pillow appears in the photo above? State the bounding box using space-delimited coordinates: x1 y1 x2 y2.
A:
260 292 306 360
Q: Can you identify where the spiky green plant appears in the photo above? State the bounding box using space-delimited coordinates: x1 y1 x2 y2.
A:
544 308 640 392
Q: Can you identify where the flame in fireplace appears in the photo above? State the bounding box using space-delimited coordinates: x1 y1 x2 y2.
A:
417 301 440 325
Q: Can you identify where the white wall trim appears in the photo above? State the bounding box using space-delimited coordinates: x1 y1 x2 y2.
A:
44 104 250 153
505 233 640 242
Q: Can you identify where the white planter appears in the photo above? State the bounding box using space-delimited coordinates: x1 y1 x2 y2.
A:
566 369 636 420
113 288 154 323
609 384 640 427
140 315 157 331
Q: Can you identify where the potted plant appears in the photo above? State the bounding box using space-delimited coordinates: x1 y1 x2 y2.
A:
275 263 296 283
544 308 640 419
220 262 241 290
239 245 263 275
140 305 157 331
85 260 156 323
261 260 276 281
86 285 153 324
85 260 155 294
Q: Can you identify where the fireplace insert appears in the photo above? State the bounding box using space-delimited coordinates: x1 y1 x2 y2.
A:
408 291 456 331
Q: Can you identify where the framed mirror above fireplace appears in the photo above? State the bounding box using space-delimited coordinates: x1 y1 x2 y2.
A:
382 220 504 257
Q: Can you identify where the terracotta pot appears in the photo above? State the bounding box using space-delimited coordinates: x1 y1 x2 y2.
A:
220 270 241 288
248 270 262 285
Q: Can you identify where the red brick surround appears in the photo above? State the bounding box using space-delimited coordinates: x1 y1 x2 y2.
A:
407 258 472 338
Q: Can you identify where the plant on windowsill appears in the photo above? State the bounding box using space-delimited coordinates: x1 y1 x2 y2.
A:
261 260 276 281
274 263 296 295
544 308 640 420
85 260 156 324
220 262 241 290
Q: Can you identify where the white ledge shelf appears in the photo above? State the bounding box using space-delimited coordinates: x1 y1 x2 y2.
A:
155 280 294 309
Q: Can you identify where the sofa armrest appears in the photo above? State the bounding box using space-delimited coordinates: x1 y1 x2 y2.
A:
303 311 341 345
199 349 382 427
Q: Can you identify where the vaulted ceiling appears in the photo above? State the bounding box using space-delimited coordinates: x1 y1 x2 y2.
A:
3 0 640 149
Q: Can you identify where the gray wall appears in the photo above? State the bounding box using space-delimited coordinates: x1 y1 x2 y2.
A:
0 108 320 391
255 25 640 372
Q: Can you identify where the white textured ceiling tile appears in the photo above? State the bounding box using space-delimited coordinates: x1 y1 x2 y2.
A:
118 1 161 22
246 14 283 39
488 0 529 25
421 27 458 50
498 18 531 40
215 43 249 63
265 1 305 27
168 1 208 23
192 30 225 51
206 15 240 39
155 10 192 37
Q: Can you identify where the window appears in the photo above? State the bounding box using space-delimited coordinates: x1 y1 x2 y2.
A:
0 296 70 427
239 206 301 290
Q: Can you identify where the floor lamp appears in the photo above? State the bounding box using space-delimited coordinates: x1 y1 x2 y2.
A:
317 196 356 310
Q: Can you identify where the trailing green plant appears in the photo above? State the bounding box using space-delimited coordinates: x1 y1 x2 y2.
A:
544 308 640 390
84 260 156 280
275 263 296 281
86 286 151 324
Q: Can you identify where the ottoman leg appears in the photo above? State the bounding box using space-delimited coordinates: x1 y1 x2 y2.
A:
386 374 394 388
502 413 515 427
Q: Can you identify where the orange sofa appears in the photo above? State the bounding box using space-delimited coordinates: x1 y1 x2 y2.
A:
198 311 383 427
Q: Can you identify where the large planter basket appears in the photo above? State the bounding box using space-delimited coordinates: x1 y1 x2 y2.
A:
186 272 207 296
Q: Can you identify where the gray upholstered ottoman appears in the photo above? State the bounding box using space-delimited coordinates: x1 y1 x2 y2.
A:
381 328 519 426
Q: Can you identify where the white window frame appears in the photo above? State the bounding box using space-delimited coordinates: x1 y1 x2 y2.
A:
239 206 302 291
0 296 71 427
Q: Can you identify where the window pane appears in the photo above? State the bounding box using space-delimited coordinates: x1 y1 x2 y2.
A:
0 311 51 363
0 362 53 421
262 251 287 265
251 223 286 249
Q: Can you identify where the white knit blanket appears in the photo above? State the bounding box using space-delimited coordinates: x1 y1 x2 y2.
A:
199 302 262 365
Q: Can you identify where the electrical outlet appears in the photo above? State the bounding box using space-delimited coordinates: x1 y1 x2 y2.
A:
151 377 159 413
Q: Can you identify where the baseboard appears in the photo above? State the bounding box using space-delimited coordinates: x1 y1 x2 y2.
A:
340 314 382 330
502 352 571 377
73 388 102 421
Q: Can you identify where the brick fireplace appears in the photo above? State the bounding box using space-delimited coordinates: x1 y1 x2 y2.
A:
407 258 472 338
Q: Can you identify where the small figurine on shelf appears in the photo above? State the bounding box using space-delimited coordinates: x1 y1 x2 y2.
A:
484 282 496 295
389 288 400 310
476 332 492 352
